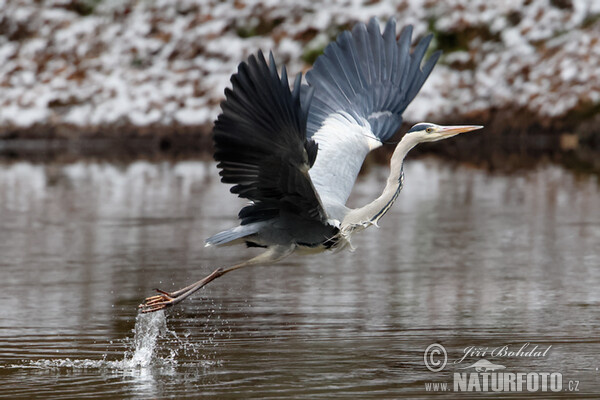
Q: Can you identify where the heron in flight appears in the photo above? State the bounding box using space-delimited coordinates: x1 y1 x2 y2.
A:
140 18 482 313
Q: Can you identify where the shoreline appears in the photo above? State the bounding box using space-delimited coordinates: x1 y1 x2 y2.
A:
2 1 599 142
1 121 598 176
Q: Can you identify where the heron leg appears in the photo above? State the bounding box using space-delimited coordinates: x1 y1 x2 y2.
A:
139 245 294 313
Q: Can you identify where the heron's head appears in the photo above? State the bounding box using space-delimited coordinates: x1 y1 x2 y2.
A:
405 122 483 143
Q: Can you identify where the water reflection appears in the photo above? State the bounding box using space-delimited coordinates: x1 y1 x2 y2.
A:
0 158 599 398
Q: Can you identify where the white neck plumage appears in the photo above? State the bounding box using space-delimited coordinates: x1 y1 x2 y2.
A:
341 132 420 232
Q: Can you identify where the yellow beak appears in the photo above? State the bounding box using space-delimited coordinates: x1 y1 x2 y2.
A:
438 125 484 138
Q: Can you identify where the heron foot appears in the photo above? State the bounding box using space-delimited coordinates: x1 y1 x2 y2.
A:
139 289 177 313
138 265 239 313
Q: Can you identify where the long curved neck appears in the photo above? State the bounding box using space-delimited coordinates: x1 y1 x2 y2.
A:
342 133 419 229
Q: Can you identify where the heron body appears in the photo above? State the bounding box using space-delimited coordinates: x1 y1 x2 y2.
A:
140 18 482 313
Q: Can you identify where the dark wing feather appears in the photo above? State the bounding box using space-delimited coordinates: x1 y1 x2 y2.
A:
306 18 442 141
213 51 326 225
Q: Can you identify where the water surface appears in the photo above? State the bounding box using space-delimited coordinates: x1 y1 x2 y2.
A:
0 158 599 398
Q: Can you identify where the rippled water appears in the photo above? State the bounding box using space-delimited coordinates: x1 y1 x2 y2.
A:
0 158 599 398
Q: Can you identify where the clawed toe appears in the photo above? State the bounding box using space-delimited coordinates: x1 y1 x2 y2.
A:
139 267 230 313
139 289 176 313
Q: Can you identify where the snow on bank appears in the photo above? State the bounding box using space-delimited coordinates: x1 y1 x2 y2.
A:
0 0 599 132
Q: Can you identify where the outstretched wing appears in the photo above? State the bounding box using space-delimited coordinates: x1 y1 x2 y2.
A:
305 18 441 221
213 51 326 225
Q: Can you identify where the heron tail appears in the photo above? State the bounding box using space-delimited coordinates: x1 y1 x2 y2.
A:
205 225 259 247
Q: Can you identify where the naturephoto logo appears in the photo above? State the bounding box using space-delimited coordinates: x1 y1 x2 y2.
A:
459 359 506 372
423 342 581 393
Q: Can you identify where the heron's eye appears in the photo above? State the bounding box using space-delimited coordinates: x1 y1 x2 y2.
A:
426 127 434 133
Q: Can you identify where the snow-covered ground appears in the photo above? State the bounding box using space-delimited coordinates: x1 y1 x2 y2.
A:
0 0 599 135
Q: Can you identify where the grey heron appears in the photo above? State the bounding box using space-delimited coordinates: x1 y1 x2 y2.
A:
140 18 482 313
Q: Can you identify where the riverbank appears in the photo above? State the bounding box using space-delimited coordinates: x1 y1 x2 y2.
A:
1 0 599 146
2 125 598 177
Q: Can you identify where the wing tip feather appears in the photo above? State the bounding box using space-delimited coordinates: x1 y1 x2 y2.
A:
306 19 438 140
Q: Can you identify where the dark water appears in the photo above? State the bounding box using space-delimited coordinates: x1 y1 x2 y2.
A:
0 158 599 398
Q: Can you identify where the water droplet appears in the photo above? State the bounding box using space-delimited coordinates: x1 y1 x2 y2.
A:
124 311 167 368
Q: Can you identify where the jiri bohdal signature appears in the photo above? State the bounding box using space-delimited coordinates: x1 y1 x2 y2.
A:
454 342 552 365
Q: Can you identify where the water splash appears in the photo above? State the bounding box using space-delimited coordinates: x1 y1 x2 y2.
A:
12 311 171 371
123 310 169 368
7 309 221 372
